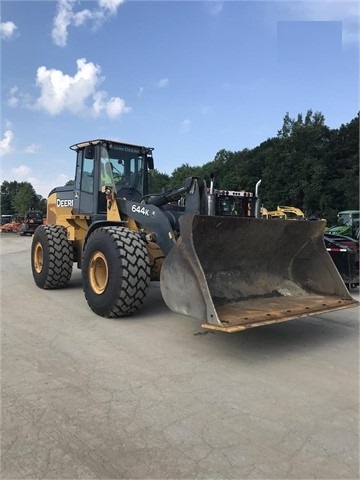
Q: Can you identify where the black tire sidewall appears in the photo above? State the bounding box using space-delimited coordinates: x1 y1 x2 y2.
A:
82 228 126 315
82 226 150 317
31 225 73 288
31 226 51 287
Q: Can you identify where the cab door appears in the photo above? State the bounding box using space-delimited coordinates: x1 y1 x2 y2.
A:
73 148 96 215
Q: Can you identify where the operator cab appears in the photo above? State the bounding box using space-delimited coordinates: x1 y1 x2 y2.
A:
70 139 154 217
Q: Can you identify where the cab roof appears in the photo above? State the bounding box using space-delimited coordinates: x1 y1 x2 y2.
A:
69 139 152 151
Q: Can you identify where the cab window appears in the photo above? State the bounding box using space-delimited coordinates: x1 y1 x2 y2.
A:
81 157 94 193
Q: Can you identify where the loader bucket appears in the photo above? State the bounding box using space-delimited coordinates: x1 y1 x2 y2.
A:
160 214 358 332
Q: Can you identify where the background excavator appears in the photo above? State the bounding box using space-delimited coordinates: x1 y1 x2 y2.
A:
31 139 357 333
261 206 305 220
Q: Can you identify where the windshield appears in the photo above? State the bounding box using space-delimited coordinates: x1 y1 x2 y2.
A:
100 144 145 194
337 212 359 226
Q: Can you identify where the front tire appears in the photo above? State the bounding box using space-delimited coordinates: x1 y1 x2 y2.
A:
82 226 150 317
31 225 73 289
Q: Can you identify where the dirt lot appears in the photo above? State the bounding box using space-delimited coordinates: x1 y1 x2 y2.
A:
1 234 359 479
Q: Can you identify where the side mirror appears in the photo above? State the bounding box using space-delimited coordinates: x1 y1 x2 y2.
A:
147 156 154 170
84 145 95 159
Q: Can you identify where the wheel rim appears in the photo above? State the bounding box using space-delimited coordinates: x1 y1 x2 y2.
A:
89 251 108 294
34 242 44 273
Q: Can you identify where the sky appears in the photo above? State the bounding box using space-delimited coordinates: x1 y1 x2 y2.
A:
0 0 359 199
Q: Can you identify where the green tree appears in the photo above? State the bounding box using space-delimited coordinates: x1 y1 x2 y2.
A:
0 181 19 215
169 163 202 188
0 181 42 216
148 169 171 194
13 182 39 216
200 149 235 188
323 114 359 222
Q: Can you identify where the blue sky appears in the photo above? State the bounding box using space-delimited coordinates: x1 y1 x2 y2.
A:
1 0 359 198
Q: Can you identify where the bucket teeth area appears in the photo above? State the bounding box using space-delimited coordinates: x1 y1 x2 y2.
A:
202 296 357 332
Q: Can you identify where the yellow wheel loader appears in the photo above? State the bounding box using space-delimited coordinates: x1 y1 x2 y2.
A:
31 139 358 332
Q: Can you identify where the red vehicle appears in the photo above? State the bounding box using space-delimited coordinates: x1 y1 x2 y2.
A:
0 220 21 233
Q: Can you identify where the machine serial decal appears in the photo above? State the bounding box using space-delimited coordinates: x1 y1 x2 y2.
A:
131 204 150 216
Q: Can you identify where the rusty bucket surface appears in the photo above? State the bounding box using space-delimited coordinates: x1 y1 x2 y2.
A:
160 214 358 332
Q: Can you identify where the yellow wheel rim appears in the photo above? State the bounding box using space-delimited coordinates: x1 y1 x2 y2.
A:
33 242 44 274
89 251 108 294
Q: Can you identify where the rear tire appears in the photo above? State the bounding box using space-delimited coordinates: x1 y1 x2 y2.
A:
31 225 73 289
82 226 150 317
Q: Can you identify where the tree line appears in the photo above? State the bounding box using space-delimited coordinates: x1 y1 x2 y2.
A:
0 181 46 219
1 110 358 225
148 110 359 224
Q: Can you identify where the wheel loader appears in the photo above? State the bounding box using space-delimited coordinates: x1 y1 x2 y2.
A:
31 139 358 332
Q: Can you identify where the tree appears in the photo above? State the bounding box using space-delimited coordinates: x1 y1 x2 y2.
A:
148 169 171 193
13 183 39 216
0 181 45 217
169 163 202 188
277 112 293 138
323 114 359 221
0 181 19 215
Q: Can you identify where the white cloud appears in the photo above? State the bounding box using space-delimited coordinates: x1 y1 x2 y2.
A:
52 0 124 47
52 0 73 47
180 119 191 133
93 91 131 118
4 119 13 130
0 130 14 156
8 97 19 108
157 78 169 88
24 143 42 154
281 1 359 45
137 87 144 98
33 174 70 198
34 58 130 118
8 86 19 107
12 165 32 177
106 97 130 117
4 172 71 199
98 0 124 14
7 86 32 109
0 21 18 39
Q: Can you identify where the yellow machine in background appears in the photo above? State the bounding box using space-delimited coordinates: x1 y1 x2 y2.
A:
277 206 305 219
261 205 305 220
261 207 286 219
